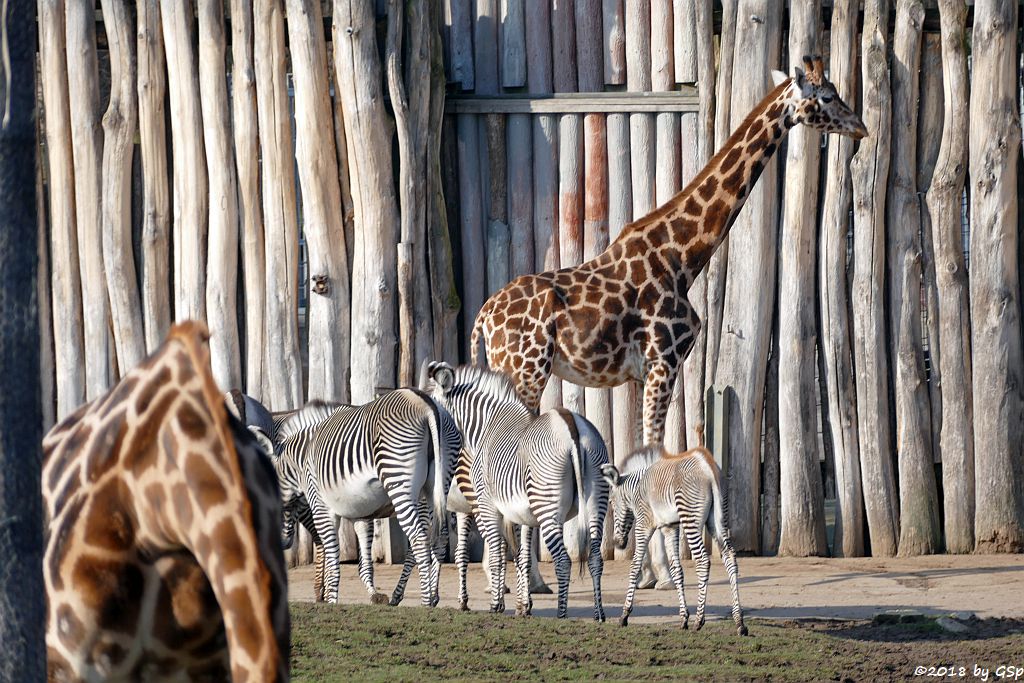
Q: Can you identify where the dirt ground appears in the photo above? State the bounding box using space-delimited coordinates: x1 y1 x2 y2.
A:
288 553 1024 623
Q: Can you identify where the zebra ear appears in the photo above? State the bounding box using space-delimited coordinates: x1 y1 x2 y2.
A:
431 363 456 393
417 359 432 390
600 463 621 487
249 426 276 459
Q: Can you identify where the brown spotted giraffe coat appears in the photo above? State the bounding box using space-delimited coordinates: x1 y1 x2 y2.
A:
471 57 867 446
42 322 289 682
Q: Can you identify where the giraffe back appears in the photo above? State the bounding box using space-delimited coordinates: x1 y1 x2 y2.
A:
42 321 289 682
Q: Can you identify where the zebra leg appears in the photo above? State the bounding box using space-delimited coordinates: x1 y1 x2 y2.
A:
514 525 533 616
587 524 605 622
391 492 437 607
620 527 653 627
390 536 416 607
539 517 572 619
307 486 342 604
354 519 389 605
477 503 507 613
717 534 748 636
313 541 325 603
455 512 472 611
684 519 711 630
661 525 689 628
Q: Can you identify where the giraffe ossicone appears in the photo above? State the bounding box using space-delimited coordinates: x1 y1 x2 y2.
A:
471 55 866 447
42 321 289 682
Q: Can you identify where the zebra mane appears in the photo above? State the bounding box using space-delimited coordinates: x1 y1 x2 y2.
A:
275 399 344 443
621 445 663 474
451 365 524 406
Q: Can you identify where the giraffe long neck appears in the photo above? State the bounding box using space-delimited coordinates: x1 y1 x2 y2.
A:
609 80 796 279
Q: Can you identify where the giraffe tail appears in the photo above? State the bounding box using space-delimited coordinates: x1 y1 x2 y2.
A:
469 307 487 366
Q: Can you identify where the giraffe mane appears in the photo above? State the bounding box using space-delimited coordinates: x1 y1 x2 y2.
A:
452 365 524 406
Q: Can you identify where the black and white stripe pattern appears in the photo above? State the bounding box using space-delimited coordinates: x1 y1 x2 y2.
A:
602 446 748 635
272 389 457 606
421 361 612 620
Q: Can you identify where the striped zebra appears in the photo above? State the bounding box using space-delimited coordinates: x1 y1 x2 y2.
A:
601 441 748 635
420 361 613 620
271 388 455 606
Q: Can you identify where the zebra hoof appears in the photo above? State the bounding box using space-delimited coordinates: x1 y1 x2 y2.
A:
596 611 605 623
682 620 689 630
619 615 629 627
430 595 440 608
370 592 390 606
695 617 705 631
738 624 749 637
459 602 470 612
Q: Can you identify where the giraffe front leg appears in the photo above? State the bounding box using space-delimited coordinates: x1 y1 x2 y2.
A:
621 528 653 626
661 525 689 628
354 519 389 605
641 360 678 446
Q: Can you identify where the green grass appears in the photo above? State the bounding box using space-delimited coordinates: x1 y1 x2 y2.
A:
290 603 1024 682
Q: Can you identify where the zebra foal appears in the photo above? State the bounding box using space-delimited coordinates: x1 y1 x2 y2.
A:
421 361 613 621
602 441 748 635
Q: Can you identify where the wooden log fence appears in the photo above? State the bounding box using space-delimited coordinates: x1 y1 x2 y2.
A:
33 0 1024 561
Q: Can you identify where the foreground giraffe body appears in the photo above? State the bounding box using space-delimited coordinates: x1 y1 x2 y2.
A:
471 57 867 445
42 322 289 682
602 433 747 635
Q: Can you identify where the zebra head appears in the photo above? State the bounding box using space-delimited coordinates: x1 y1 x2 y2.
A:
273 437 307 550
601 464 634 550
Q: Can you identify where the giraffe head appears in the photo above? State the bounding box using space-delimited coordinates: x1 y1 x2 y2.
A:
772 55 867 139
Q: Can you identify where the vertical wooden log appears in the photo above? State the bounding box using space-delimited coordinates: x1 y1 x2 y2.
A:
198 0 241 391
66 0 111 397
777 1 827 557
457 114 485 360
290 0 351 402
927 0 972 554
37 134 55 431
818 0 864 557
712 1 782 553
38 0 84 418
672 0 696 83
334 0 400 404
681 0 714 450
969 0 1024 553
162 0 208 326
917 34 944 470
703 0 737 387
528 0 561 409
851 0 899 557
255 0 302 409
602 0 625 85
485 115 511 290
887 0 940 556
449 0 474 90
506 1 533 278
653 0 685 451
137 0 171 355
761 312 781 555
501 0 526 88
231 0 267 400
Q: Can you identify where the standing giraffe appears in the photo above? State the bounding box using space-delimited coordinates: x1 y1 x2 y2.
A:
471 57 867 446
42 322 289 681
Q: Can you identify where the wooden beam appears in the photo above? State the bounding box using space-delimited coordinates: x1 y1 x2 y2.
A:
445 89 698 114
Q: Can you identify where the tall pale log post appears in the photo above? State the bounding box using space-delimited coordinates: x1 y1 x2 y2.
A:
927 0 973 554
851 0 899 557
818 0 864 557
777 0 827 557
969 0 1024 553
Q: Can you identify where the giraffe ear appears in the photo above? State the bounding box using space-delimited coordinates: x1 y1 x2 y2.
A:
770 69 789 88
600 463 621 488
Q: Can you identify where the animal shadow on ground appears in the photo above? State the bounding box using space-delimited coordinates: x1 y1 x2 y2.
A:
815 616 1024 643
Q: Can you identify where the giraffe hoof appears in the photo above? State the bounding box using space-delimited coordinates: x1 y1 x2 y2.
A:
370 592 390 606
530 582 553 595
655 579 675 591
738 625 749 637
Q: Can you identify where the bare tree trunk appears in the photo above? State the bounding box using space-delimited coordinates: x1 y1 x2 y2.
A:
198 0 241 391
0 2 46 668
818 0 864 557
887 0 940 556
230 0 267 399
162 0 208 325
137 0 171 355
851 0 899 557
969 0 1024 553
714 0 782 553
255 0 302 409
38 0 85 418
761 313 781 555
777 0 826 557
334 0 399 403
927 0 973 554
66 0 111 397
289 0 351 402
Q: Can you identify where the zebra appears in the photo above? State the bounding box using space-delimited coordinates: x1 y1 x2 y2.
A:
276 399 462 605
600 440 748 635
271 388 455 606
420 360 613 621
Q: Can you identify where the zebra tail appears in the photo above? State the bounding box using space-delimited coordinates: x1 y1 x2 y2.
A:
427 405 448 543
704 455 730 549
568 421 589 580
